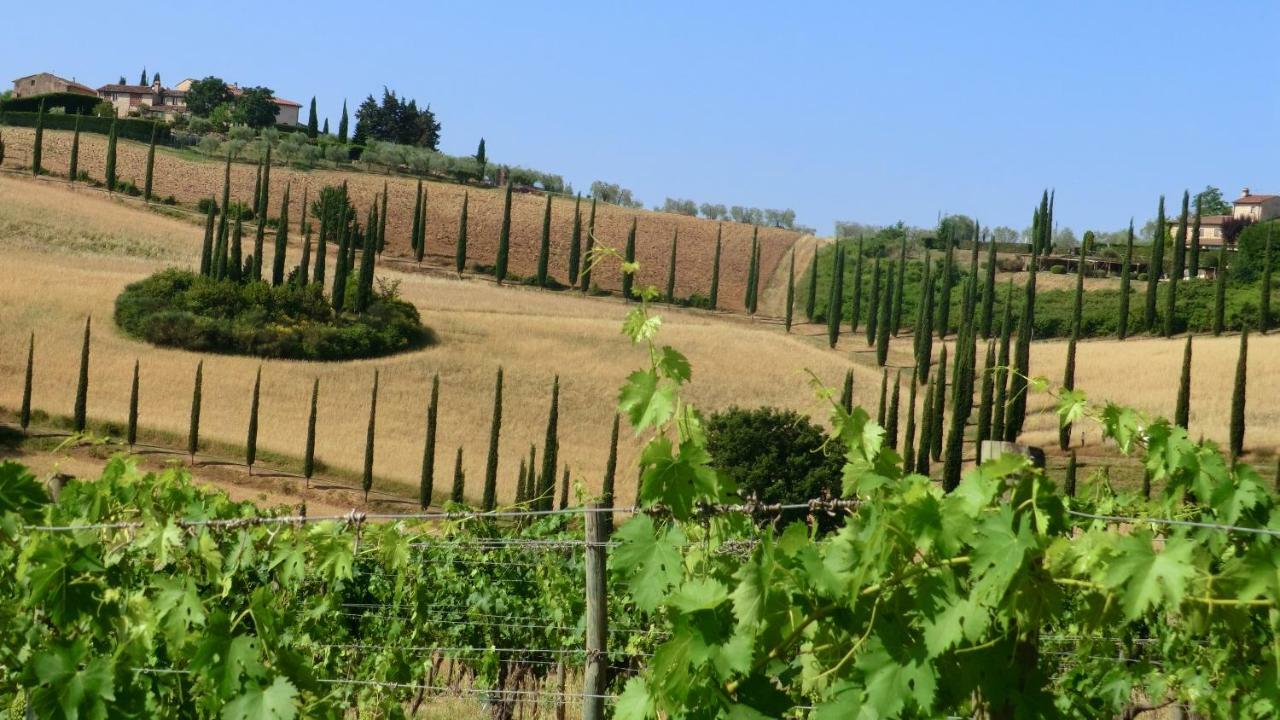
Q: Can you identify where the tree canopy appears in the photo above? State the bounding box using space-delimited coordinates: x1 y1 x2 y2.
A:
1196 185 1232 216
352 89 441 149
184 77 233 117
237 87 279 129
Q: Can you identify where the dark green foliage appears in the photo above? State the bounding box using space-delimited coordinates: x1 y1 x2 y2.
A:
252 162 262 219
126 359 139 448
410 179 424 262
1231 329 1248 460
73 317 90 432
0 110 166 143
538 193 553 287
1214 251 1227 336
602 414 620 535
31 100 44 176
664 229 678 302
338 100 349 143
746 228 761 314
1065 451 1078 497
455 192 469 273
143 124 157 202
850 238 864 333
931 344 947 461
981 234 997 338
902 379 918 474
559 465 570 510
826 248 844 348
1165 192 1188 337
784 251 795 332
68 115 80 182
115 269 430 360
804 247 817 321
538 377 561 511
450 447 465 504
307 97 318 138
187 360 203 461
104 117 118 191
331 209 351 310
581 198 598 292
377 183 388 255
1059 335 1077 451
941 393 964 493
866 256 882 347
875 263 893 366
356 202 377 313
914 257 935 385
977 341 995 450
296 222 310 287
199 201 215 276
568 194 583 285
1119 220 1134 339
515 459 529 506
259 145 271 223
622 218 637 300
937 235 955 338
0 91 99 114
495 183 513 284
20 334 33 432
892 238 908 335
704 406 844 531
1175 336 1192 429
420 374 439 509
992 290 1012 440
886 371 901 449
877 369 888 426
303 378 318 485
1006 236 1038 442
245 367 261 471
482 368 504 511
840 369 853 413
915 375 935 477
1144 196 1166 331
272 184 291 286
362 371 379 502
229 213 244 282
1262 228 1272 334
1189 199 1202 279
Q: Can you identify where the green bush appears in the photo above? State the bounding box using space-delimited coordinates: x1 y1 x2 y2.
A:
0 111 169 143
0 92 100 114
196 198 218 214
1049 265 1067 274
114 269 433 360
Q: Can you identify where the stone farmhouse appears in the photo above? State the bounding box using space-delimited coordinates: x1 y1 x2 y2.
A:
10 72 97 99
1194 188 1280 252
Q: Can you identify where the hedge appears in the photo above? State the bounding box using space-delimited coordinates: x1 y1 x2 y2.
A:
0 111 170 143
0 92 100 114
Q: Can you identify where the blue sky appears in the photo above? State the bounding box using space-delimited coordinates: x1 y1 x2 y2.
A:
6 1 1277 235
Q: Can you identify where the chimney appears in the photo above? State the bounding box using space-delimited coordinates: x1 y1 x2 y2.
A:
1242 187 1252 198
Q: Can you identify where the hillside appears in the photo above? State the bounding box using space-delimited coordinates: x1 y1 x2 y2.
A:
0 127 801 312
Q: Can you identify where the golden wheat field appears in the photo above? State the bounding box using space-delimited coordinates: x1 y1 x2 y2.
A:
0 127 801 313
0 174 858 505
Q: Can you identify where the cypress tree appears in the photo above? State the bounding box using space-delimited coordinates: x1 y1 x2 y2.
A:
272 184 291 286
1065 451 1078 498
338 100 349 143
826 248 845 348
903 378 918 474
914 256 935 385
495 183 513 284
850 238 865 333
253 199 267 282
515 459 529 506
418 184 429 261
1230 328 1248 461
377 183 388 255
886 371 902 448
941 395 964 493
1144 196 1166 331
931 344 948 462
1213 250 1227 336
331 207 351 311
296 220 311 286
307 97 318 138
73 317 91 433
212 205 229 281
993 291 1012 439
981 232 998 338
749 229 763 314
259 145 272 223
1164 191 1189 337
784 251 795 332
31 99 44 176
915 376 935 477
568 194 583 285
411 179 424 262
1006 234 1039 442
937 233 955 338
356 203 377 312
559 465 571 510
891 238 908 335
537 193 553 287
743 229 758 311
313 200 328 287
866 256 882 346
455 192 469 273
1118 219 1135 339
68 114 80 182
126 359 139 449
252 161 263 219
362 370 379 502
965 224 981 320
876 264 893 366
538 376 561 511
450 447 465 504
104 117 118 192
620 218 638 300
1059 334 1077 450
602 414 620 536
1262 226 1273 334
245 367 261 474
1189 197 1202 279
303 378 318 487
143 124 157 202
1175 336 1192 429
1072 236 1086 335
187 360 203 464
230 212 244 282
664 229 678 302
526 445 538 509
20 334 33 433
804 245 817 322
199 200 215 276
877 369 888 426
977 341 995 452
581 198 598 292
482 368 504 511
840 369 853 413
420 374 439 509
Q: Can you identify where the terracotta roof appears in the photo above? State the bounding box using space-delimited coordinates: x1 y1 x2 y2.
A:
96 83 152 93
66 81 96 95
1236 194 1279 205
1199 214 1230 225
272 97 302 108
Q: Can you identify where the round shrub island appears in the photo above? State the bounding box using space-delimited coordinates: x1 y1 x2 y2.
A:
115 269 433 360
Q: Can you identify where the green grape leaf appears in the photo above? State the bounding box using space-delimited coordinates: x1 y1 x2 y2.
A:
1100 403 1143 454
26 640 115 720
657 346 692 384
24 540 104 626
619 370 677 433
220 676 297 720
1056 388 1088 428
613 514 685 612
670 577 728 613
1103 532 1197 620
152 576 207 648
614 677 656 720
855 638 936 719
622 309 662 344
0 460 48 520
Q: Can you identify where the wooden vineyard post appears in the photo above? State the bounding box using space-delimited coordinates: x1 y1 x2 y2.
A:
583 503 608 720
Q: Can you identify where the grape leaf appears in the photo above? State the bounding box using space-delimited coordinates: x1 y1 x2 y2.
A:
220 676 297 720
26 640 115 720
671 577 728 613
1103 532 1197 619
614 677 656 720
152 576 207 648
619 370 677 433
613 514 685 612
0 460 48 520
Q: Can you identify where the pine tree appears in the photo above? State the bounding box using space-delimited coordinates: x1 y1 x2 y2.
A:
931 344 948 462
877 369 888 426
420 374 439 509
187 360 203 464
886 371 902 448
622 218 637 300
664 229 678 302
804 247 817 322
976 341 995 452
199 200 215 276
981 232 998 338
1214 251 1227 336
568 194 583 285
538 376 561 511
73 317 91 432
784 251 795 332
1164 191 1188 337
581 198 598 292
20 334 33 433
338 100 349 143
143 124 157 202
126 359 139 449
826 248 845 348
602 414 620 535
1065 451 1078 497
538 192 553 287
495 183 513 284
68 114 81 182
303 378 318 487
892 238 908 335
482 368 504 511
1118 219 1135 339
362 370 379 502
876 264 893 366
851 238 865 333
915 376 935 477
230 212 244 282
307 97 318 138
450 447 466 504
1189 197 1203 279
1144 196 1166 331
272 184 291 285
31 99 46 176
1262 226 1273 334
1230 328 1248 461
1175 336 1192 429
455 192 469 273
903 378 918 474
245 367 262 474
104 117 118 191
840 369 853 413
866 256 882 346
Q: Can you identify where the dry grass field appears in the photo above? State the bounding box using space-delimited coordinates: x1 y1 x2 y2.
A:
0 127 800 313
0 174 855 506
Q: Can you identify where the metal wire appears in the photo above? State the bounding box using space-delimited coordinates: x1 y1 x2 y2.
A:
316 676 617 701
1066 508 1280 539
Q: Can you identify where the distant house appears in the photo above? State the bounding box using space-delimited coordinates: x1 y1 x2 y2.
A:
1232 188 1280 222
96 77 187 120
1190 188 1280 254
11 72 97 99
173 79 303 126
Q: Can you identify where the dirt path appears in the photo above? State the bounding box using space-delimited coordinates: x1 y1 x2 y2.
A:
758 235 826 318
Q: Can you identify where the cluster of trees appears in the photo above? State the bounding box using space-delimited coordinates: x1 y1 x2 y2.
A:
663 199 810 232
589 180 643 208
352 88 441 149
184 76 280 129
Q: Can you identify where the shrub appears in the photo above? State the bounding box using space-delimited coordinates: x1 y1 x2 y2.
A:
196 198 219 214
161 195 177 205
0 92 100 114
114 269 433 360
0 111 168 143
1049 265 1067 274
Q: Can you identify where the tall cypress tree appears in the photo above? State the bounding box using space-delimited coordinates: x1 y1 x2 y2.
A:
840 369 854 414
865 255 882 346
537 193 553 287
338 100 349 143
495 183 513 283
377 184 388 255
272 184 291 286
482 368 504 511
127 359 139 449
931 344 948 462
850 238 865 333
903 377 918 474
1059 334 1077 451
1118 219 1135 339
259 145 272 224
941 391 964 493
745 228 761 313
875 264 893 366
187 360 203 464
876 369 889 426
1072 237 1086 335
143 124 157 202
581 198 598 292
559 465 571 510
937 233 955 338
1213 250 1227 336
976 341 995 452
538 376 561 511
914 256 934 385
1006 229 1039 442
199 201 215 276
1230 328 1248 461
230 212 244 282
303 378 318 487
915 376 935 477
245 367 262 474
17 333 32 432
68 114 81 182
891 237 908 335
827 248 845 348
420 373 439 509
515 459 529 506
886 370 902 448
1175 336 1192 429
104 116 119 191
664 229 678 302
1261 226 1273 334
1065 451 1078 497
992 286 1013 439
212 206 229 281
1164 191 1189 337
411 179 424 262
73 317 91 432
1144 196 1166 332
784 251 795 332
252 161 263 219
307 97 318 138
1189 197 1203 279
804 245 817 322
602 414 620 536
356 204 378 312
622 218 637 300
450 447 466 504
362 370 379 502
568 194 583 285
31 99 44 176
981 232 998 338
709 225 725 305
455 192 469 273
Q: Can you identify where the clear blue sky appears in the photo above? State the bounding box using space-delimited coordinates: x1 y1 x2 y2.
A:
7 1 1277 235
